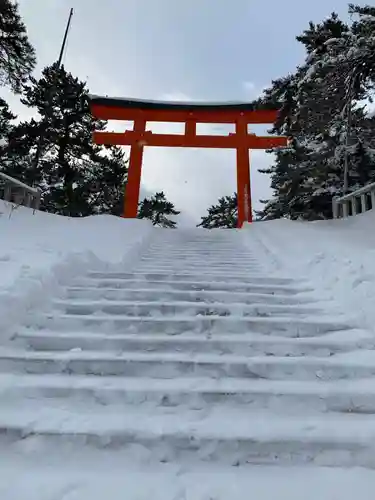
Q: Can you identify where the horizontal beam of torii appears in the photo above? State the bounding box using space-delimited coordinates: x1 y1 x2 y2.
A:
94 130 286 149
89 95 288 227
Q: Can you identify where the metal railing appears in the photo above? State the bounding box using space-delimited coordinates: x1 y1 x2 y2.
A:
332 181 375 218
0 172 41 210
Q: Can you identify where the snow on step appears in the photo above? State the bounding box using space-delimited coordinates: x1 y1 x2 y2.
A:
62 287 317 305
69 278 313 295
139 256 259 265
16 328 372 356
50 298 324 318
2 401 375 467
4 372 375 414
2 226 374 473
83 271 300 285
33 313 350 337
132 265 262 273
2 459 375 500
1 349 375 380
86 268 298 286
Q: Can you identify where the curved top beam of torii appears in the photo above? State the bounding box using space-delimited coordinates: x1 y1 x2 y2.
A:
89 94 281 124
90 94 273 112
88 94 287 227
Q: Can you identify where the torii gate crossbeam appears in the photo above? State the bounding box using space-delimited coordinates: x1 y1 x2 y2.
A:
89 95 287 228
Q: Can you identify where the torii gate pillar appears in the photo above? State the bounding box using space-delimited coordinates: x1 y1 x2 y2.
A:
125 119 146 218
89 96 287 227
236 118 252 225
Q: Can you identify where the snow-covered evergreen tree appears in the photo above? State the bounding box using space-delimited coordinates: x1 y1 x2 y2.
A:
138 192 180 228
0 97 15 154
197 193 238 228
0 0 36 92
308 5 375 112
258 9 375 220
0 96 17 197
5 63 128 216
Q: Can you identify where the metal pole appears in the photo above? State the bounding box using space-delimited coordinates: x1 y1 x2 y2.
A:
343 71 354 195
57 8 74 68
32 8 74 174
343 98 352 194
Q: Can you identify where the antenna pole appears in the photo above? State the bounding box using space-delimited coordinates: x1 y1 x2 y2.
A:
57 8 73 67
32 8 74 176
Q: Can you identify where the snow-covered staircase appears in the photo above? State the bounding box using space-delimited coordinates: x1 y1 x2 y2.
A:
3 228 375 468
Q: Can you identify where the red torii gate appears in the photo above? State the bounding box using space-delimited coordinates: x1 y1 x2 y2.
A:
89 96 287 227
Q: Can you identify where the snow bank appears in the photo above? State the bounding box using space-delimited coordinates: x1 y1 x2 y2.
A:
0 201 153 342
244 211 375 331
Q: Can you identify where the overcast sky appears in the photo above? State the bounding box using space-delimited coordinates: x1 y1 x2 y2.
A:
1 0 351 225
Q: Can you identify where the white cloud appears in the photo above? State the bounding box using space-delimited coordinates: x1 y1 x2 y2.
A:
242 81 268 100
243 81 256 95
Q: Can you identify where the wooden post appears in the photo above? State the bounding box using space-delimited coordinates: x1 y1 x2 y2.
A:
235 119 252 228
332 197 339 219
371 190 375 210
123 119 146 218
4 184 11 202
25 192 32 208
361 193 367 213
343 200 349 217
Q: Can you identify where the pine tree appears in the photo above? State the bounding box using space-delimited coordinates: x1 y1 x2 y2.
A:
257 141 312 220
0 96 17 198
197 193 238 228
257 9 375 220
344 139 375 189
297 8 375 201
0 0 36 92
138 191 180 227
0 97 15 153
310 5 375 111
5 63 128 216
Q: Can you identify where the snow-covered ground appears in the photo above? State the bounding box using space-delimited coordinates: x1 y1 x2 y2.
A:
3 455 375 500
245 211 375 329
0 200 152 342
2 202 375 499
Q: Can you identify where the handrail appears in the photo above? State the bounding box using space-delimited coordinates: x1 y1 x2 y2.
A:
332 181 375 218
0 172 41 210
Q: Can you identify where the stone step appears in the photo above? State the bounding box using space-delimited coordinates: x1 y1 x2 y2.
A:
139 256 259 265
140 251 258 258
51 299 323 318
63 287 316 305
17 329 372 357
1 401 375 467
140 249 257 255
33 313 350 337
136 264 260 270
136 256 259 263
0 349 370 380
2 373 375 414
143 253 256 259
133 266 261 274
72 278 312 296
84 271 299 286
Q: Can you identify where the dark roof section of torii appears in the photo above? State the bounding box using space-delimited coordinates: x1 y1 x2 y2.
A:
89 94 265 112
89 95 282 125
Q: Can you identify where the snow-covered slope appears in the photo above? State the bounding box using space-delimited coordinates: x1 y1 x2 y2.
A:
245 210 375 329
2 203 375 499
0 200 152 342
